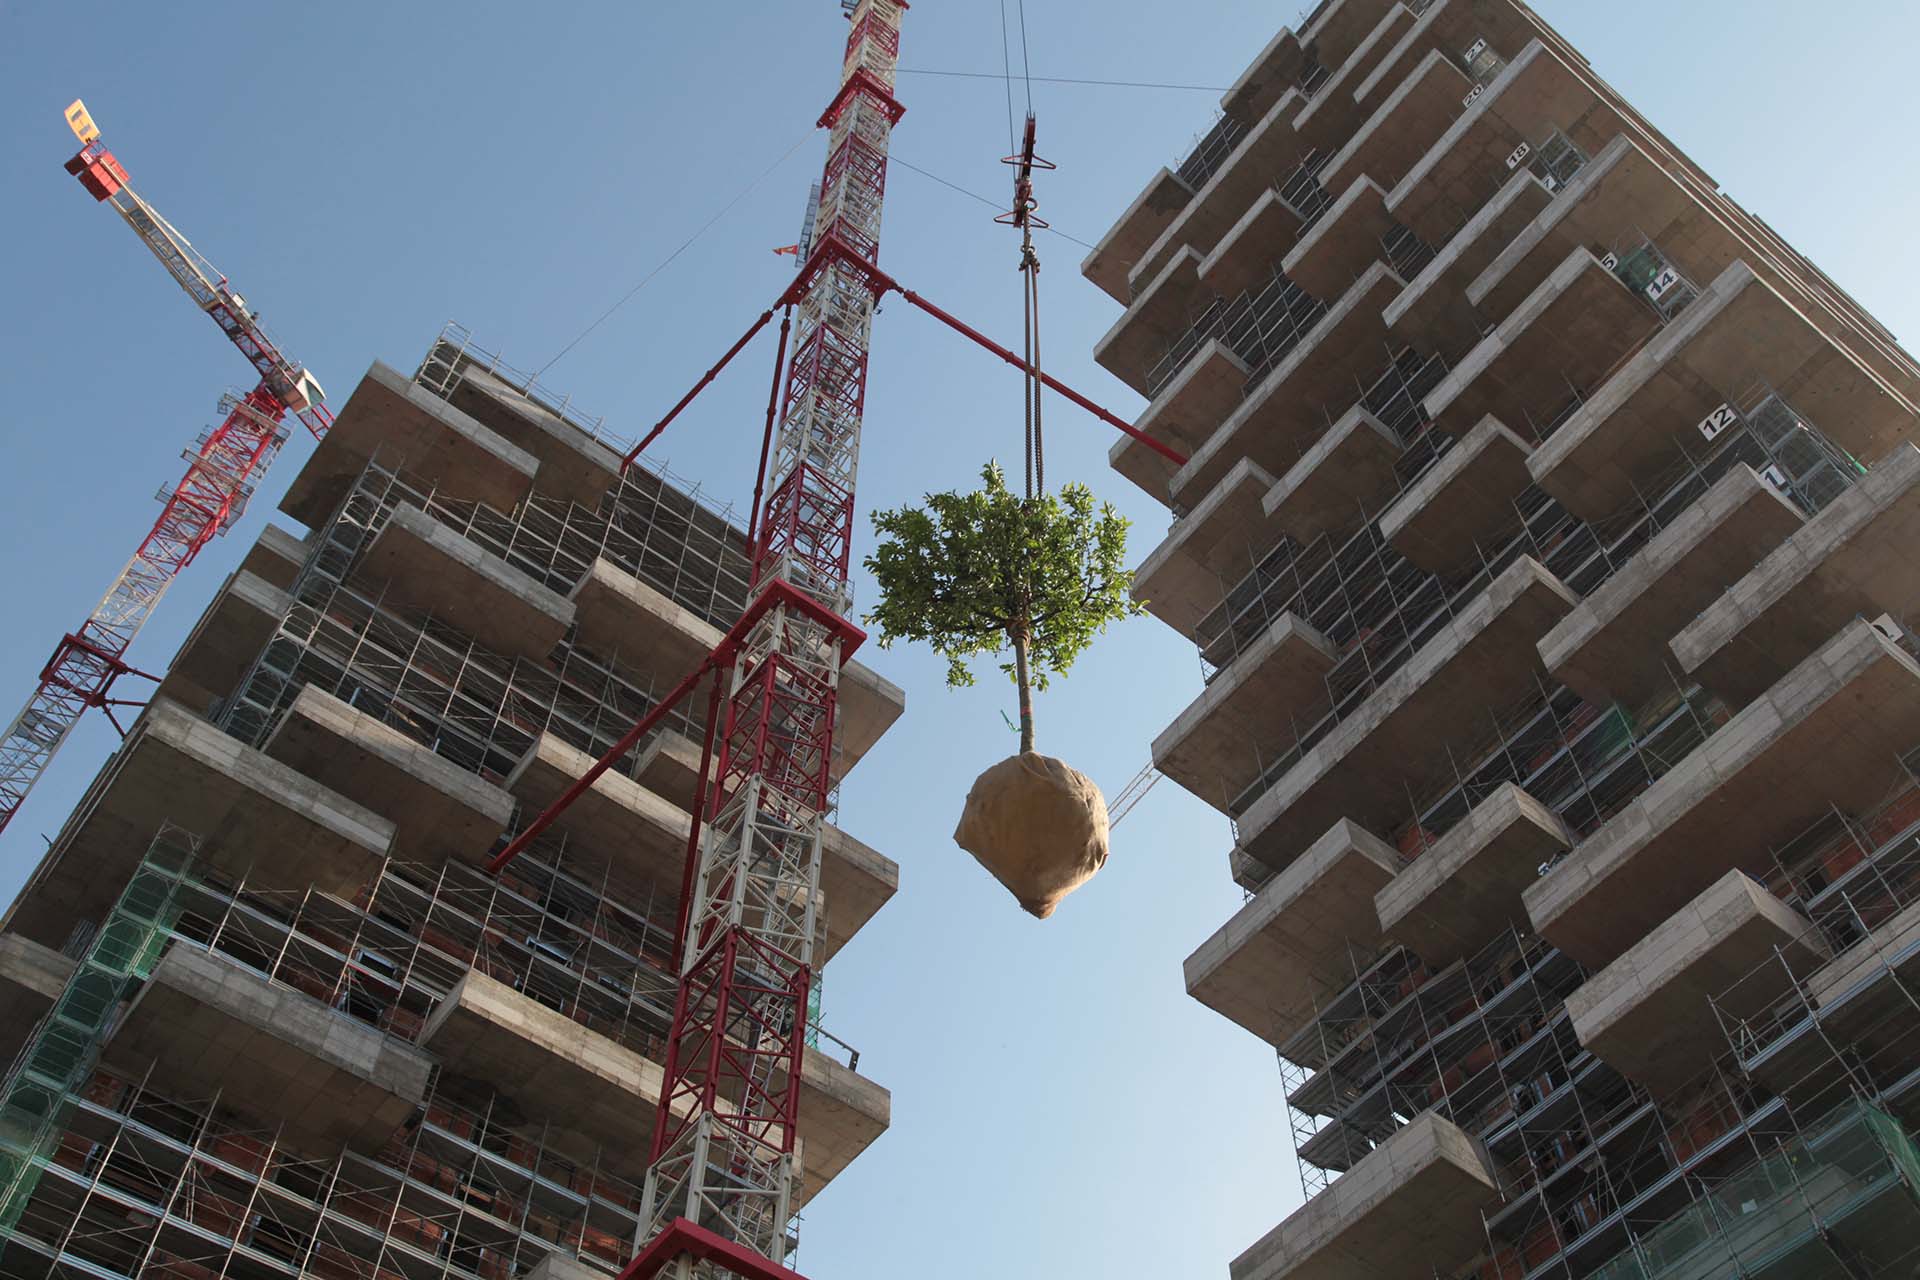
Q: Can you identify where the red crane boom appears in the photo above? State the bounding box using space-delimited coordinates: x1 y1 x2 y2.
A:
0 102 334 840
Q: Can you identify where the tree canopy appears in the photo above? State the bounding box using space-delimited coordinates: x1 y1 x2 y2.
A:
863 461 1144 753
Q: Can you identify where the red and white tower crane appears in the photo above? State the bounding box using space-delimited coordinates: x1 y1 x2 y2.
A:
0 101 333 839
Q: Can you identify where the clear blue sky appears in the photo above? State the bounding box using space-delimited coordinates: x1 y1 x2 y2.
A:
2 2 1917 1276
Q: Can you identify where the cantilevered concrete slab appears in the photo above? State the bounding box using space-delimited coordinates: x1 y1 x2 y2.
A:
447 365 622 511
1424 248 1655 442
1229 1111 1501 1280
1239 557 1579 872
264 685 514 865
1530 261 1918 522
0 934 73 1003
1387 40 1619 245
107 945 432 1154
1376 783 1572 967
1298 0 1403 83
1566 869 1828 1098
1185 820 1399 1048
1282 178 1396 301
1128 91 1311 299
154 570 291 716
1672 445 1920 706
1094 247 1212 397
1385 168 1555 360
562 557 902 778
1540 464 1804 709
1290 2 1419 148
423 968 887 1199
1081 168 1192 305
357 504 574 659
1263 405 1404 543
506 734 894 962
281 361 537 529
1133 458 1276 638
237 523 306 591
3 698 393 953
636 729 703 809
1198 190 1305 299
1320 48 1473 200
570 557 715 683
1469 134 1703 324
1380 415 1534 576
1219 25 1308 128
1527 619 1920 969
1110 339 1250 504
1172 263 1404 509
1154 613 1338 809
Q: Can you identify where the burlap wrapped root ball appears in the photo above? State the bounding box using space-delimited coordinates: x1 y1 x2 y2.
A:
953 752 1111 918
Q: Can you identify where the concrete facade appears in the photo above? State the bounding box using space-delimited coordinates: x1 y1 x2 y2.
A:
1097 3 1920 1276
0 333 904 1279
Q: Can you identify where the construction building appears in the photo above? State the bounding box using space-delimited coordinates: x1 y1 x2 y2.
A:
0 326 904 1279
1095 1 1920 1277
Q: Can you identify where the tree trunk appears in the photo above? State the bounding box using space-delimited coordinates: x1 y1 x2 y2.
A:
1011 626 1035 755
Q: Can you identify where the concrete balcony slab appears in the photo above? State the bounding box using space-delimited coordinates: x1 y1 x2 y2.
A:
1239 557 1578 872
1283 178 1396 301
154 570 291 717
570 557 716 684
1263 405 1404 543
1173 263 1404 510
1154 613 1338 810
446 366 622 511
237 523 306 591
1222 26 1309 125
424 968 887 1199
1424 248 1655 442
1321 48 1473 202
1185 819 1400 1048
1385 168 1554 361
357 504 574 660
1134 458 1276 638
3 698 394 953
1300 0 1404 81
1530 261 1918 523
1540 464 1804 709
263 685 514 865
1468 134 1695 324
1526 619 1920 970
1388 40 1617 246
1380 414 1533 576
506 734 893 963
107 945 432 1154
281 361 536 529
1095 248 1211 397
636 729 703 809
1230 1111 1500 1280
1291 2 1419 147
1567 869 1828 1098
1129 90 1312 299
0 934 74 1004
1110 339 1250 506
1082 168 1193 305
1377 783 1572 967
565 557 900 778
1673 444 1920 706
1198 190 1304 299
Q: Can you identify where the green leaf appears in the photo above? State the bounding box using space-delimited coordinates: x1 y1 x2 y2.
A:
862 461 1147 750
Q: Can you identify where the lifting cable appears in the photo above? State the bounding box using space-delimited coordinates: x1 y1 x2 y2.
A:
1000 0 1048 499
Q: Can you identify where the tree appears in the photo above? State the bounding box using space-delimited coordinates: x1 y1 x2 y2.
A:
863 462 1145 755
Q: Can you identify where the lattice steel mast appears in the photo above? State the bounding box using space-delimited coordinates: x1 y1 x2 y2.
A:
0 102 333 839
632 0 906 1266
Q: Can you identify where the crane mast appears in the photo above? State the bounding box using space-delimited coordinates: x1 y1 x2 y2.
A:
0 103 334 839
635 0 905 1267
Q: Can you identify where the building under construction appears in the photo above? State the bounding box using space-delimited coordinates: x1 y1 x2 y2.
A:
1096 1 1920 1276
0 326 903 1279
